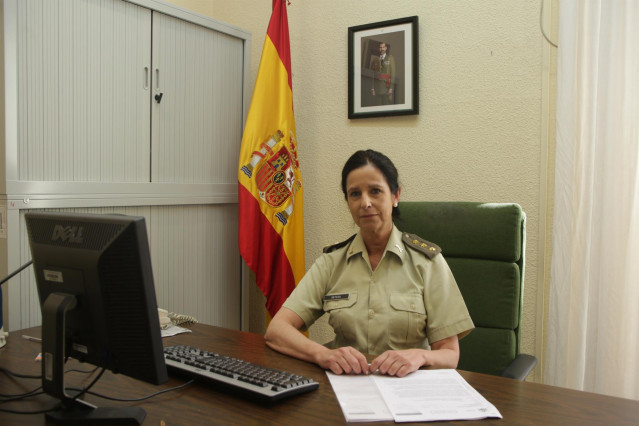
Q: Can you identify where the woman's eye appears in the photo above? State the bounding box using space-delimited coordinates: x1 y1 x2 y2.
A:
371 188 382 194
349 191 360 198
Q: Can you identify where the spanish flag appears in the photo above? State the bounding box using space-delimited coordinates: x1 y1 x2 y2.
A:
238 0 304 318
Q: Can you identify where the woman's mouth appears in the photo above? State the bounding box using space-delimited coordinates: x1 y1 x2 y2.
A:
360 214 377 219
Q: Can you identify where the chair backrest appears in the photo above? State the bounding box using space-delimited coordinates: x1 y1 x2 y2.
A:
394 201 525 376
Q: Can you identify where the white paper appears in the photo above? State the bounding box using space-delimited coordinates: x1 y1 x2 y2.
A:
160 324 192 338
328 369 502 423
326 372 393 422
373 370 502 422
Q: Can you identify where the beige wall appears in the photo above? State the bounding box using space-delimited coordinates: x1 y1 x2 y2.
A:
167 0 557 382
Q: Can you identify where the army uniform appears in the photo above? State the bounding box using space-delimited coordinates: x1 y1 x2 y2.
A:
372 53 396 105
282 226 474 356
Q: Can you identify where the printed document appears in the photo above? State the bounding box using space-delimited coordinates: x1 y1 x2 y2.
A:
326 373 394 422
327 369 502 423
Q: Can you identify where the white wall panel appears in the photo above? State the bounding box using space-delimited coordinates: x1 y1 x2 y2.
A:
9 204 240 330
149 204 241 328
151 12 244 184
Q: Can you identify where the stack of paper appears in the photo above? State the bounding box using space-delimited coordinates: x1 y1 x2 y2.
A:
327 369 502 423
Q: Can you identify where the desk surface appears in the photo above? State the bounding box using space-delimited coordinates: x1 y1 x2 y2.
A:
1 323 638 425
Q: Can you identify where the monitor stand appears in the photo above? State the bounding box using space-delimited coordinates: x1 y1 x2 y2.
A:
41 292 146 425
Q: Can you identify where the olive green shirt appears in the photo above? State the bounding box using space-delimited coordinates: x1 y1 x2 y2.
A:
283 226 474 355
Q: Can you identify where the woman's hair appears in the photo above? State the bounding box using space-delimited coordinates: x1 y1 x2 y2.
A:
341 149 401 217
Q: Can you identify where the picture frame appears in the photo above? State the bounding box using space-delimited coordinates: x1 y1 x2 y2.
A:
348 16 419 119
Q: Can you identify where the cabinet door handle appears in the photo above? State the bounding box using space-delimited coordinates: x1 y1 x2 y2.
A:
143 66 149 90
154 68 162 103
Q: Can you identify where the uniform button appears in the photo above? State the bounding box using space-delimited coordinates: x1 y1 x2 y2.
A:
368 309 374 318
410 303 415 309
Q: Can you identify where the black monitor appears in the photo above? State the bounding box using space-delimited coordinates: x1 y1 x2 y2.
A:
25 211 168 424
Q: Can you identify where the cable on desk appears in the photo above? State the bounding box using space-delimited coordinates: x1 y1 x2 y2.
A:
0 402 61 415
0 364 109 414
0 372 56 416
1 364 190 413
1 364 98 380
66 366 99 374
1 387 44 400
66 379 195 402
0 365 41 380
0 366 43 400
0 364 94 379
1 365 101 401
70 367 105 402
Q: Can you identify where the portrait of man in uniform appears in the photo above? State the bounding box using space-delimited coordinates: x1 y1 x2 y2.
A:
348 16 418 119
359 32 405 108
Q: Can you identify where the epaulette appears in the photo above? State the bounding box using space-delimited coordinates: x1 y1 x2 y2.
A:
323 234 356 254
402 233 441 259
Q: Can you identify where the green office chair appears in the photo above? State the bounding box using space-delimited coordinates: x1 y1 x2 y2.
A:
395 201 537 380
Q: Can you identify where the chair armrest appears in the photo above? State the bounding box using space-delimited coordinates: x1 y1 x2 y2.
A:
500 354 538 380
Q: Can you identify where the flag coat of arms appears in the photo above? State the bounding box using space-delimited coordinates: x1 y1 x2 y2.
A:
238 0 304 317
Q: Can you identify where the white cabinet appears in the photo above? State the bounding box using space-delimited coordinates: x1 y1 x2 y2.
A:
1 0 251 331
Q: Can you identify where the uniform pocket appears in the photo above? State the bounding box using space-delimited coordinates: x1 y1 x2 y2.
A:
324 292 358 345
389 292 427 348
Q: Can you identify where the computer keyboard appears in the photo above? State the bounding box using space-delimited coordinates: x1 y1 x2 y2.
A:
163 344 319 402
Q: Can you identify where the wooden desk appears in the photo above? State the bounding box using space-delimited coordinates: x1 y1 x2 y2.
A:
1 323 638 425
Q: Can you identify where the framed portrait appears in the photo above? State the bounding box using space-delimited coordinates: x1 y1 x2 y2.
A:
348 16 419 119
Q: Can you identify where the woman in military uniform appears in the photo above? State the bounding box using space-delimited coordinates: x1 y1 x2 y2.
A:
265 150 473 377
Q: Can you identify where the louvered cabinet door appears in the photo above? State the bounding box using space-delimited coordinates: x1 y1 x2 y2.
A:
14 0 152 183
150 11 244 185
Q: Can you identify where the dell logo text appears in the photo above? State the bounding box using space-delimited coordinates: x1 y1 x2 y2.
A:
52 225 84 243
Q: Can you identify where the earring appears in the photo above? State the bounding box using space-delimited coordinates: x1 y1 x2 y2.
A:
393 203 398 207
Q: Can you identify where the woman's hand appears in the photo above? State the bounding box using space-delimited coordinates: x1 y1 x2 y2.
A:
369 335 460 377
315 346 369 375
369 349 426 377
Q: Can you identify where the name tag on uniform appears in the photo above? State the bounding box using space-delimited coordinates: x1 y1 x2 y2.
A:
323 293 349 301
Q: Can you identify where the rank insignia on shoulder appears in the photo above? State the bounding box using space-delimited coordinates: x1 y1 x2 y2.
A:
401 233 441 259
323 234 356 254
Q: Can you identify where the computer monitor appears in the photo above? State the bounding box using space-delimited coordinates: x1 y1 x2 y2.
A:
25 211 168 424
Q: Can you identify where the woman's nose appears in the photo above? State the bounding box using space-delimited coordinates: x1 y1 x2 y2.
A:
361 194 372 208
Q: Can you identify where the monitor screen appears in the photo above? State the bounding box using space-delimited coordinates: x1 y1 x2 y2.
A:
25 211 168 423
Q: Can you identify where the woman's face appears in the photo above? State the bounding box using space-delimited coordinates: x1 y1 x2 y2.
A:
345 163 400 236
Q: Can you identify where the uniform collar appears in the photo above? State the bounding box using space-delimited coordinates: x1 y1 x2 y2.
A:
386 226 406 262
346 233 366 260
346 225 405 263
